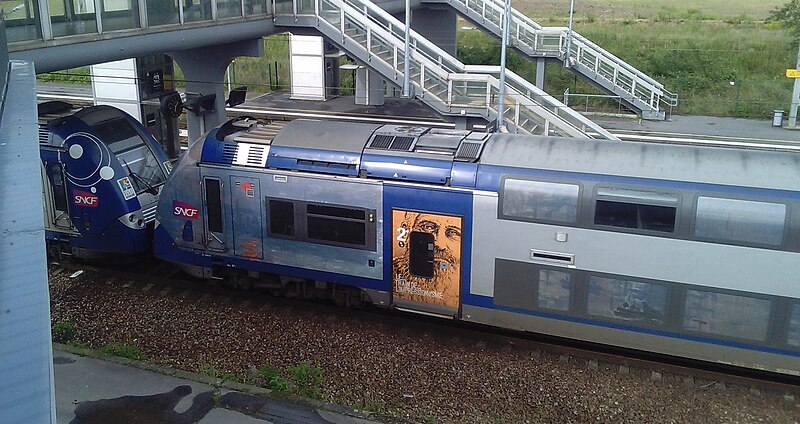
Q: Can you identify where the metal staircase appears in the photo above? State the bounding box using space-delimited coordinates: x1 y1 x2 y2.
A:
423 0 677 120
274 0 617 139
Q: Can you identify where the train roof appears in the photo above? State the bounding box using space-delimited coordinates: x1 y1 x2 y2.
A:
482 133 800 192
200 118 800 192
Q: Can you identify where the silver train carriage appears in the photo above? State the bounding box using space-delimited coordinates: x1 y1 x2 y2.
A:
154 117 800 375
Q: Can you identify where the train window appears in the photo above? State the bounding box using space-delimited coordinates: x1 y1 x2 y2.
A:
501 179 578 224
594 188 677 232
205 179 223 233
409 231 435 278
268 199 295 236
683 290 771 341
47 163 68 212
788 302 800 347
537 269 571 311
306 203 370 247
694 197 786 246
587 276 667 325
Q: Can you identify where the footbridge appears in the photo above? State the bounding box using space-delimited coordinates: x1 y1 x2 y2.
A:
273 0 615 138
6 0 617 139
420 0 677 120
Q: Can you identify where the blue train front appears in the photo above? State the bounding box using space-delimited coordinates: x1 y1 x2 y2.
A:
155 117 800 376
39 102 172 259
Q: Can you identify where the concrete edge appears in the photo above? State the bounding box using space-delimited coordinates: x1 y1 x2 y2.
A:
53 343 380 421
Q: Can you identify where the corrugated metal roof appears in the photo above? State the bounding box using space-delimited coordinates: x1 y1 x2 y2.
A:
0 60 55 424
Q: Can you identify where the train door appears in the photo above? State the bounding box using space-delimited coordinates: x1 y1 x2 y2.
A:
202 177 227 252
230 176 263 259
43 162 74 231
391 209 463 316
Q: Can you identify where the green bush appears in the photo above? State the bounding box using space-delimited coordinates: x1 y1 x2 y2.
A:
257 365 291 393
287 361 324 399
99 343 147 361
52 321 76 343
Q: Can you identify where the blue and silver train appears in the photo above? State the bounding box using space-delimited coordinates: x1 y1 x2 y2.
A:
39 102 171 260
154 117 800 375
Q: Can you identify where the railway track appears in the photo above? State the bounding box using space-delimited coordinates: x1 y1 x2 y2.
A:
50 257 800 410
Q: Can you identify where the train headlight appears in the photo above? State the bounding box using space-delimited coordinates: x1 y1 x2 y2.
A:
119 211 146 230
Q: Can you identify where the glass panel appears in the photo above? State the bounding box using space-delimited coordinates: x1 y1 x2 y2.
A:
502 179 579 224
307 204 364 220
205 179 223 233
297 0 313 14
243 0 267 15
683 290 770 341
81 109 166 193
788 302 800 347
146 0 179 26
216 0 242 18
695 197 786 246
409 231 435 278
50 0 98 37
595 200 637 228
307 216 365 246
184 0 212 23
274 0 293 14
595 201 676 232
101 0 139 31
268 199 294 236
47 164 69 212
537 269 570 311
587 276 667 325
4 0 41 42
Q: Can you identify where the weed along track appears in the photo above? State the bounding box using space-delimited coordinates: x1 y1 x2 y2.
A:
49 262 800 423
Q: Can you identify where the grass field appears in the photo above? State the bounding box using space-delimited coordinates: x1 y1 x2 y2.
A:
457 0 797 118
514 0 786 21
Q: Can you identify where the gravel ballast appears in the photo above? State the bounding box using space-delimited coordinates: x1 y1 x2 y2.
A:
50 268 800 423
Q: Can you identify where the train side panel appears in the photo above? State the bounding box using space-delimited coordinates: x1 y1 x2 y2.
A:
465 168 800 375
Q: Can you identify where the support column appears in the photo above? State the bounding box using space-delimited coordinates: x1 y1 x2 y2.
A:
789 44 800 127
355 68 385 106
169 39 263 142
536 58 547 90
396 6 457 57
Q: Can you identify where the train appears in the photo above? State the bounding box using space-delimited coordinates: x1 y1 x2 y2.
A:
150 116 800 375
38 101 172 260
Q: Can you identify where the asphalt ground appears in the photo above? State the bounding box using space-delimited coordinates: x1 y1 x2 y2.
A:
54 345 380 424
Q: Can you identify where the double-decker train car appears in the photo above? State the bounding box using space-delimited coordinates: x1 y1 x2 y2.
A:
154 117 800 375
39 102 172 260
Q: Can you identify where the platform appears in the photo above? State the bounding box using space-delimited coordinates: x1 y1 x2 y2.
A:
55 346 379 424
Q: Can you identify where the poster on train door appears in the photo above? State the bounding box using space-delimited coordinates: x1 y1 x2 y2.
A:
392 209 462 309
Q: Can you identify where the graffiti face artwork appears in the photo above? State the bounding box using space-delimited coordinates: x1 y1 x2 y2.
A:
392 210 463 309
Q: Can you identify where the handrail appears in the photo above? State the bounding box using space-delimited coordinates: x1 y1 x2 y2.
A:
281 0 616 138
438 0 676 113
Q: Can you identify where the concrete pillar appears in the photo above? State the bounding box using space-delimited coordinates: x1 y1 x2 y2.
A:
396 6 457 57
355 67 385 106
169 39 263 142
536 57 547 90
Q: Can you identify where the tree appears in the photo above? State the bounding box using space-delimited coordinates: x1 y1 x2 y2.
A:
768 0 800 41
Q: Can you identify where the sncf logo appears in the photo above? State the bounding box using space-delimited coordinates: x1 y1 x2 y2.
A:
73 190 99 208
173 201 199 219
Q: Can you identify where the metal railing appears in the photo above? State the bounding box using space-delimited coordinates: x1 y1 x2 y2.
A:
275 0 616 139
430 0 677 117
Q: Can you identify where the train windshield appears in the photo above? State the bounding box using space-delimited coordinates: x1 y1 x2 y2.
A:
80 108 167 195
